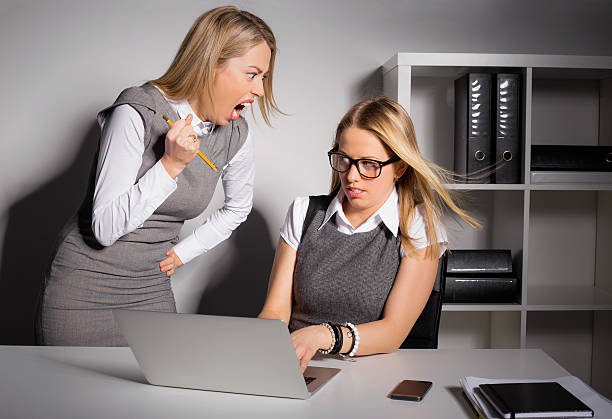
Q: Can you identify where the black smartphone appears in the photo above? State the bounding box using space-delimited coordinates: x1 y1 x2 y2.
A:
388 379 433 401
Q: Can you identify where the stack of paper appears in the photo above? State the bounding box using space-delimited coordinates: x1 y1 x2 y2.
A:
459 376 612 419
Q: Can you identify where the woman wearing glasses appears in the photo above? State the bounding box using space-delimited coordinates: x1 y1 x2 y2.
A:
259 97 478 372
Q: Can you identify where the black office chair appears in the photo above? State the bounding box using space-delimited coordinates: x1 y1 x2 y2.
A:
400 252 447 349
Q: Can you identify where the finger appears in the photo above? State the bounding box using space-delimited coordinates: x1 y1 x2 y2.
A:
291 336 300 349
174 253 184 268
296 345 305 359
179 126 197 145
303 349 314 366
300 356 308 373
179 122 194 136
185 114 193 125
178 134 198 151
167 268 174 277
168 116 190 139
167 120 184 139
186 138 199 152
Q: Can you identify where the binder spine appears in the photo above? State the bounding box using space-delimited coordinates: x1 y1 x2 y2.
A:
494 74 521 184
446 250 513 275
531 145 612 171
444 250 518 303
455 73 493 183
443 277 518 303
469 73 492 183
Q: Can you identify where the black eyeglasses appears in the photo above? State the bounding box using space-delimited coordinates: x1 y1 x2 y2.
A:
327 149 400 179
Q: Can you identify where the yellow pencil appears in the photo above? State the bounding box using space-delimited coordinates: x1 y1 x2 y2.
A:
162 115 218 172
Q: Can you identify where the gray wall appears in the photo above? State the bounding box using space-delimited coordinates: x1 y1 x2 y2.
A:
1 0 611 344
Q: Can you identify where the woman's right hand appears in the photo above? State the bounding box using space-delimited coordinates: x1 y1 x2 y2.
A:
290 325 333 373
161 114 199 179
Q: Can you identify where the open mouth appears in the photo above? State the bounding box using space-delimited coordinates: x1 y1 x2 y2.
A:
346 186 365 198
231 101 252 120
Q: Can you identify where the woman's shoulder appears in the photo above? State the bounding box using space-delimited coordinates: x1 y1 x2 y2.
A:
112 83 161 110
283 195 328 229
413 203 427 221
286 196 312 218
98 84 159 120
280 196 310 251
288 195 332 209
408 203 447 244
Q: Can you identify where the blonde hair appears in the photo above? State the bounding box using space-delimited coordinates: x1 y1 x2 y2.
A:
151 6 280 125
330 96 480 259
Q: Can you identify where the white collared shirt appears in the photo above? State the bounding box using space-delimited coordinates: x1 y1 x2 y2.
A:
92 99 254 265
280 187 447 258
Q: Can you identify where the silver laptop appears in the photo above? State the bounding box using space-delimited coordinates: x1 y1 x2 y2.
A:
113 310 341 399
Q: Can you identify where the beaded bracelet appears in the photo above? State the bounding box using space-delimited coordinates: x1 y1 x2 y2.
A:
319 323 335 354
340 322 360 358
330 323 344 355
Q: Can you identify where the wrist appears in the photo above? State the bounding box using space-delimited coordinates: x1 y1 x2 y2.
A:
318 324 332 349
161 154 186 179
318 323 335 354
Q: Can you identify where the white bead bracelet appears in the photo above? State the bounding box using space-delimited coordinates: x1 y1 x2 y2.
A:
319 322 335 354
341 322 359 357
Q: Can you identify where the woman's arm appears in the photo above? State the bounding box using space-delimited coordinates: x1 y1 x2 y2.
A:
92 105 178 246
258 237 297 324
259 237 335 372
170 131 254 266
345 246 440 355
290 246 440 371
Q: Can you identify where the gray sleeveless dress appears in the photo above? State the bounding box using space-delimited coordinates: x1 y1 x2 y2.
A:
38 84 248 346
289 195 402 332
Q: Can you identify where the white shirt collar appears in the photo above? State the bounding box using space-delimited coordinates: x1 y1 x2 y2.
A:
318 186 400 236
174 100 215 136
156 86 215 136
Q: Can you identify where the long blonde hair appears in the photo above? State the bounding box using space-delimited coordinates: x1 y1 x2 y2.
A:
151 6 280 125
330 96 480 259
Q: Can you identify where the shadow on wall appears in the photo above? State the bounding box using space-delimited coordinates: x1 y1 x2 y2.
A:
197 208 275 318
0 122 99 345
350 66 384 104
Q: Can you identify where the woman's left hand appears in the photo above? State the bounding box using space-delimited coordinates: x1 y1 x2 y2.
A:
159 248 183 277
290 325 332 373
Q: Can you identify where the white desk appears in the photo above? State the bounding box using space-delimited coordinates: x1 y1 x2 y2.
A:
0 346 571 419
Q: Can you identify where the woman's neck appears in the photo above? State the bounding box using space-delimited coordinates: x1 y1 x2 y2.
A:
341 186 394 229
188 97 210 123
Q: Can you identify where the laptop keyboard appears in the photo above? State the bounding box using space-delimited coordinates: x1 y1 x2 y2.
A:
304 376 316 385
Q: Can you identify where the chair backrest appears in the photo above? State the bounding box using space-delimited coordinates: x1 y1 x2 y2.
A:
400 252 447 349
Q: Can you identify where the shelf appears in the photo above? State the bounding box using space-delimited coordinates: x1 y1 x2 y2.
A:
529 184 612 191
445 183 612 191
384 53 612 73
526 286 612 311
445 184 528 191
384 52 612 372
441 286 612 312
442 303 522 312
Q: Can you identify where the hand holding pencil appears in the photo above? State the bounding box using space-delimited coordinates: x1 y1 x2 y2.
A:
163 115 218 173
159 114 203 179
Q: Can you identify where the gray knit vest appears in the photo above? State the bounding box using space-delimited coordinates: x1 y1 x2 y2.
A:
44 83 248 309
289 195 402 331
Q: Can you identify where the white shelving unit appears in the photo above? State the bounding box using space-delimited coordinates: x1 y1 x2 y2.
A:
383 53 612 396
